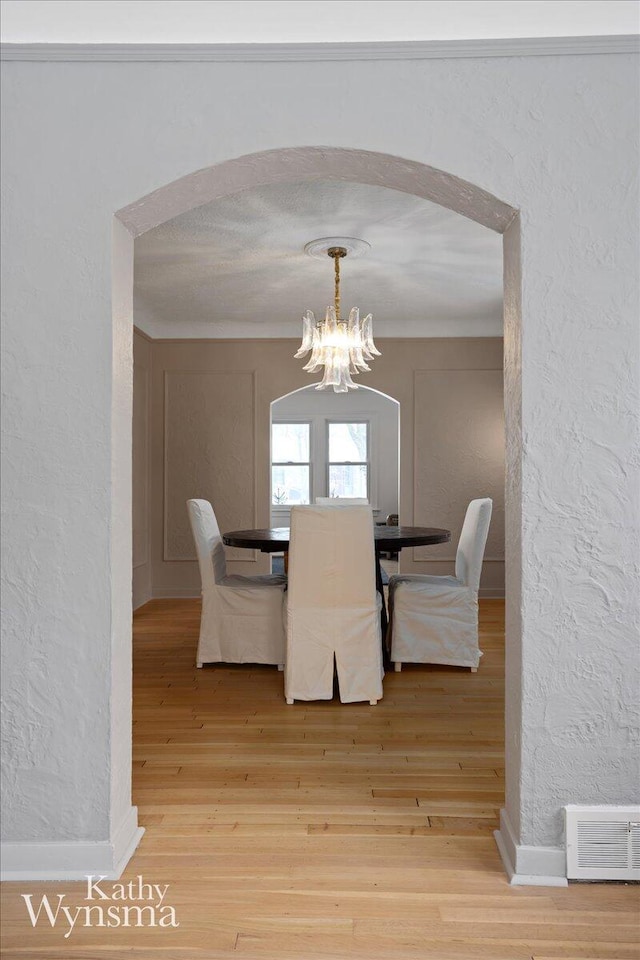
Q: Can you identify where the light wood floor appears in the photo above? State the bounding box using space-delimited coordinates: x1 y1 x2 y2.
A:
2 599 638 959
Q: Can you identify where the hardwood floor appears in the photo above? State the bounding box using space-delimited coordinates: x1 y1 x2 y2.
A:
2 599 638 959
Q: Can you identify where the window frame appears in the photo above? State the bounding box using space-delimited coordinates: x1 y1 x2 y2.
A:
325 419 371 502
270 419 313 508
270 415 379 519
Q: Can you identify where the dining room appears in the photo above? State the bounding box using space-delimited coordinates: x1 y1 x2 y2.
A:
127 170 511 926
3 5 638 953
132 178 505 607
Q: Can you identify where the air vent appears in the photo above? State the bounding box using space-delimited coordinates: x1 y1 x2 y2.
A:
565 805 640 881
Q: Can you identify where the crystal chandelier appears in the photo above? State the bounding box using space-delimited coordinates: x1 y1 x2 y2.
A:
295 238 380 392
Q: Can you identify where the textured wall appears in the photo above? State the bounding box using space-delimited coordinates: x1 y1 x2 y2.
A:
1 50 638 866
503 218 524 841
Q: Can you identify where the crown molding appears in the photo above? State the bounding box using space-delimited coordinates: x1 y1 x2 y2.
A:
1 35 638 62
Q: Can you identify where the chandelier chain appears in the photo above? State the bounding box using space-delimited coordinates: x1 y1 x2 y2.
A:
328 246 346 321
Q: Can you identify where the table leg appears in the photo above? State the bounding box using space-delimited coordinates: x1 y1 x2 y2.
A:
375 553 390 667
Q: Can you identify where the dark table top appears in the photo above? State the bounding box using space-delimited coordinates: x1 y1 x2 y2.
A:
223 525 451 552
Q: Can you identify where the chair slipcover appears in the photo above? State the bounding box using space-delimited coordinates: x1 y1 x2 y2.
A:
388 498 493 670
284 505 384 704
314 497 370 504
187 499 287 667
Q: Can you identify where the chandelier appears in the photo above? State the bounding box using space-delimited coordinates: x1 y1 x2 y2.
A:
295 237 380 392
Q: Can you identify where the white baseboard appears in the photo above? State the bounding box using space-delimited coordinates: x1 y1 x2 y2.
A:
132 565 152 610
0 807 144 882
133 589 152 610
494 808 567 887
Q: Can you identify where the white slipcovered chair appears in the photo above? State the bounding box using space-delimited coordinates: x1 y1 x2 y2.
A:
284 505 384 705
187 499 287 668
388 498 493 672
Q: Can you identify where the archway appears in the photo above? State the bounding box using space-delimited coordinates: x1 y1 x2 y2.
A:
269 383 400 529
115 146 521 878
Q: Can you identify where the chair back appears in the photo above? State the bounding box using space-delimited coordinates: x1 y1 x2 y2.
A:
314 497 370 505
186 499 227 589
455 498 493 592
288 505 377 612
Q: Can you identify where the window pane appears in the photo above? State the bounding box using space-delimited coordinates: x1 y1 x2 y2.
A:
329 422 367 461
329 464 368 499
272 422 309 463
272 465 310 505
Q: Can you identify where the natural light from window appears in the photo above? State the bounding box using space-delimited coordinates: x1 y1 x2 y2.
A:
271 422 311 505
271 420 370 504
328 422 368 499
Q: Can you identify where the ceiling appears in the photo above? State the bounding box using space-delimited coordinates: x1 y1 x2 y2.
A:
133 179 504 339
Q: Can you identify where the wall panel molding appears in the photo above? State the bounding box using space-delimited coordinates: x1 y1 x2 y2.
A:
412 368 504 586
163 370 257 564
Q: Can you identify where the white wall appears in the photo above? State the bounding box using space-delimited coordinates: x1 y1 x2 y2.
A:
2 0 638 43
271 386 400 524
1 44 638 881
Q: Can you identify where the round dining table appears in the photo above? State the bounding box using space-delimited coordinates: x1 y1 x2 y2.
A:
223 525 450 556
223 525 451 663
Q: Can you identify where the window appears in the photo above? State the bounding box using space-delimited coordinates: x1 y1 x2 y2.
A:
327 422 369 499
271 422 311 505
271 418 373 510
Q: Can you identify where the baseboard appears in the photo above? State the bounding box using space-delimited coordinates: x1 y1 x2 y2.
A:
0 807 144 882
494 808 568 887
132 563 152 610
133 589 152 610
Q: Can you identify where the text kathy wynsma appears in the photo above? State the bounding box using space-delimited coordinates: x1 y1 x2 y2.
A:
22 875 179 938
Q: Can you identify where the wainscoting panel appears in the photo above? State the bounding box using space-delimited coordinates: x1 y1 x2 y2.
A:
164 371 256 563
413 369 504 587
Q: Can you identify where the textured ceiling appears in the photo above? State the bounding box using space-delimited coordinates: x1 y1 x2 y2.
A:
133 179 503 338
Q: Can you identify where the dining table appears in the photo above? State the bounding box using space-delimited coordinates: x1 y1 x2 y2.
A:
222 524 451 663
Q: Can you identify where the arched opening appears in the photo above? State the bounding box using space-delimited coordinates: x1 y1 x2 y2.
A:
270 383 400 523
116 146 521 878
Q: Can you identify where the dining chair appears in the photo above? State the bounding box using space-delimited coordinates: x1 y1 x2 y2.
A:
284 505 384 704
187 499 287 668
388 498 493 672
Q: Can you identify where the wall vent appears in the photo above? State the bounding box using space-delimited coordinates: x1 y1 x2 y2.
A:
565 805 640 881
